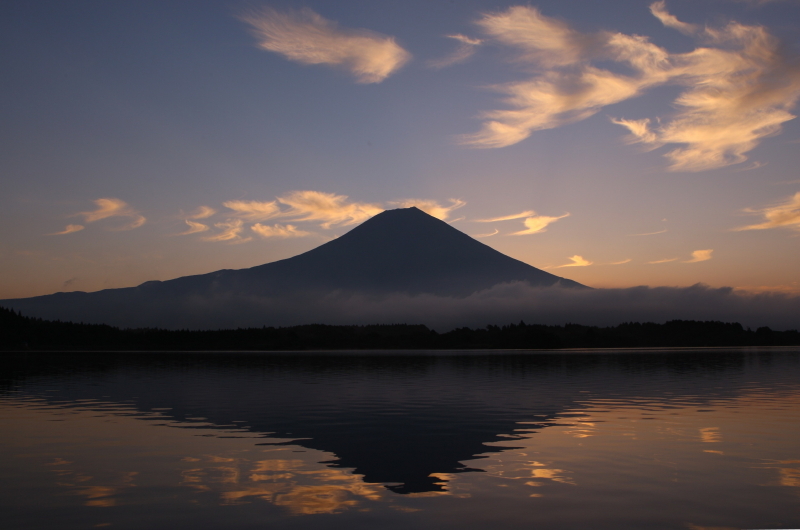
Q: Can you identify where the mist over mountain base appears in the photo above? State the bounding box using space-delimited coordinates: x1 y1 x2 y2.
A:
5 283 799 331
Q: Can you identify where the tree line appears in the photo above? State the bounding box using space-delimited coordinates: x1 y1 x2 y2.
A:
1 306 798 351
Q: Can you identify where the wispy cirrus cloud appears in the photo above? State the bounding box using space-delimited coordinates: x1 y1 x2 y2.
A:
202 219 251 243
510 213 570 235
685 249 714 263
251 223 311 239
629 229 668 236
176 206 217 235
609 258 632 265
735 192 800 231
649 257 680 264
474 228 500 238
278 190 384 228
428 34 483 69
49 224 84 235
459 3 800 172
475 210 535 222
556 255 593 268
391 198 465 220
240 8 411 83
222 200 282 221
57 198 145 233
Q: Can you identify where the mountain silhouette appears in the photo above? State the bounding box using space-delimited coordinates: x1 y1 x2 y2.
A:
1 207 585 328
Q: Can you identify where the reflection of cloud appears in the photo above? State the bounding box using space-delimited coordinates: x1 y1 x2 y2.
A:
251 223 311 239
240 8 411 83
510 213 569 235
429 34 483 69
735 192 800 231
459 4 800 172
50 224 84 235
475 210 535 222
391 198 465 220
278 191 383 228
699 427 721 443
685 249 713 263
76 198 146 230
556 255 592 268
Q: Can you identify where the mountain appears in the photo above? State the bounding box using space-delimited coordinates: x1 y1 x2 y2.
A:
1 207 585 328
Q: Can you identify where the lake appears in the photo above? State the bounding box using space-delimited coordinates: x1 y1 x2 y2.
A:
2 349 799 529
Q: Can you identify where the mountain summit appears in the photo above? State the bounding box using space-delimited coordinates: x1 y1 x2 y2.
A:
2 207 585 328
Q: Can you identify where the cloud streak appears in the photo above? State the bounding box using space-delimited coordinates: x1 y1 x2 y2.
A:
685 249 713 263
735 192 800 231
241 8 411 83
251 223 311 239
475 210 536 222
510 213 569 235
459 3 800 172
71 198 146 231
50 224 85 236
556 255 593 268
428 34 483 69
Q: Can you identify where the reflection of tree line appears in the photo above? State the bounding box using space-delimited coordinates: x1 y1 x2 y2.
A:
2 306 798 351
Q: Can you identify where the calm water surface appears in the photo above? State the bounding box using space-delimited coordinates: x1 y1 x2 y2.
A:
1 349 799 529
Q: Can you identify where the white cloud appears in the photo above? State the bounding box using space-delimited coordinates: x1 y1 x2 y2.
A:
475 210 535 222
685 249 714 263
240 8 411 83
735 191 800 231
50 224 84 236
391 198 465 220
76 198 146 230
460 4 800 172
556 255 593 268
510 213 569 235
251 223 311 239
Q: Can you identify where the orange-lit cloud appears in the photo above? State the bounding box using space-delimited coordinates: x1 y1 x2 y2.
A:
203 219 251 243
278 190 384 228
185 206 216 219
459 4 800 172
735 191 800 231
649 257 679 264
50 224 85 235
474 229 499 238
391 198 465 220
628 229 668 236
251 223 311 238
75 198 146 230
609 258 632 265
510 213 569 235
685 249 713 263
223 200 282 221
240 8 411 83
475 210 536 222
556 255 593 268
177 220 210 235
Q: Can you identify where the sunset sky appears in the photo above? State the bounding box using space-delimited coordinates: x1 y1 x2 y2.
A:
2 0 799 300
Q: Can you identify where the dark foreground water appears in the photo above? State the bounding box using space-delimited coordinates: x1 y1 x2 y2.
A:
1 349 799 530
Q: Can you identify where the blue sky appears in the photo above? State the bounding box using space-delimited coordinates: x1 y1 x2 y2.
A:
2 0 799 299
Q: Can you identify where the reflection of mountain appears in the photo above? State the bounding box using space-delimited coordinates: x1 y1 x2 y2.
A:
2 351 772 495
1 208 584 328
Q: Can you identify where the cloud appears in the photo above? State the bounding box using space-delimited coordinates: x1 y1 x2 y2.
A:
50 224 85 236
185 206 216 219
609 258 632 265
428 34 483 69
177 220 210 236
459 4 800 172
76 198 146 230
475 210 536 222
202 219 251 243
649 1 698 35
735 191 800 231
474 229 499 238
556 255 593 268
240 8 411 83
251 223 311 239
510 213 570 235
649 257 679 264
223 200 282 221
685 249 713 263
391 199 465 220
628 229 668 236
278 191 384 228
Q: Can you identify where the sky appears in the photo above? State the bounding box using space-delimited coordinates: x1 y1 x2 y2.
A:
2 0 800 300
